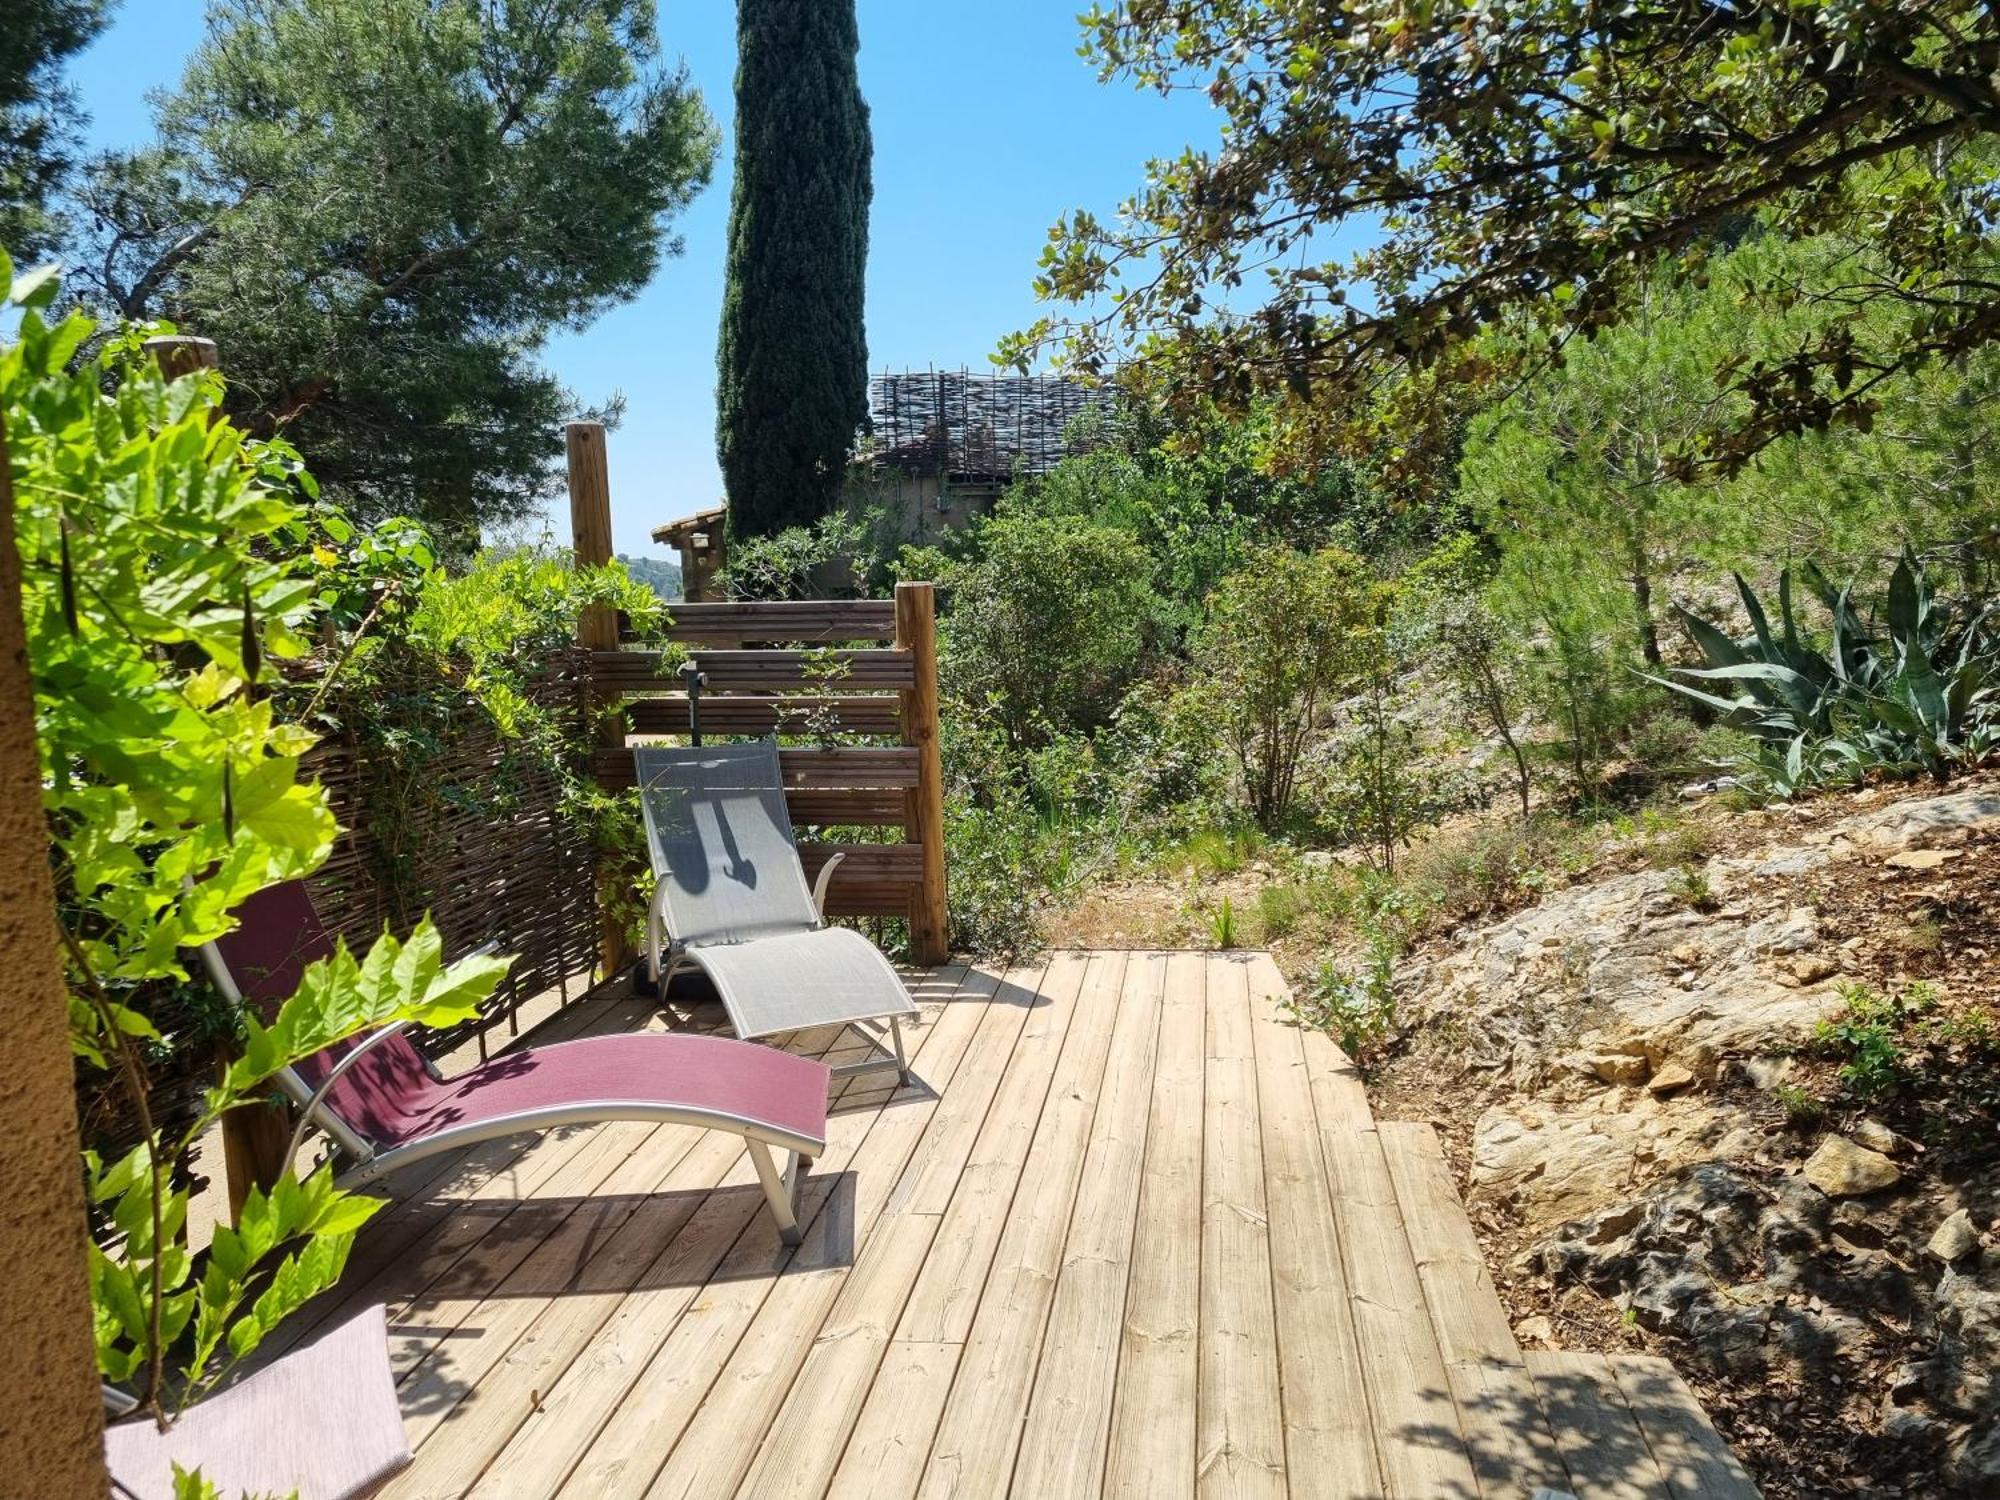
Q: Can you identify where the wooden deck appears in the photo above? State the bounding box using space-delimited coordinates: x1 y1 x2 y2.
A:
275 951 1757 1499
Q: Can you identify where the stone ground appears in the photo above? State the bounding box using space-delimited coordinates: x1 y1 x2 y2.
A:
1369 775 2000 1498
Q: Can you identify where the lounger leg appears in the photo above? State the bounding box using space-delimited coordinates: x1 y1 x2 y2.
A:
747 1140 804 1247
889 1014 910 1086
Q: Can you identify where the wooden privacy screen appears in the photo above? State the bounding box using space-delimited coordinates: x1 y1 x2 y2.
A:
585 592 952 965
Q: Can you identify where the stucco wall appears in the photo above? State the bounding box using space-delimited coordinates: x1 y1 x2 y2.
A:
0 414 110 1494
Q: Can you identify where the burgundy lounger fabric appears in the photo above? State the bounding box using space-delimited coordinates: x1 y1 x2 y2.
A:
211 882 830 1152
105 1304 410 1500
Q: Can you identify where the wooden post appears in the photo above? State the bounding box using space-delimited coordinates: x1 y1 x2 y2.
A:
0 406 111 1493
140 335 218 379
567 421 631 976
896 581 950 964
143 335 292 1222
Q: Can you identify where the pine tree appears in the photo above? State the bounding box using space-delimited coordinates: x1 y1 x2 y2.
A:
716 0 872 540
0 0 108 261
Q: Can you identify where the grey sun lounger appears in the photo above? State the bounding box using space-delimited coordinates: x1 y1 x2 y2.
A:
635 740 918 1081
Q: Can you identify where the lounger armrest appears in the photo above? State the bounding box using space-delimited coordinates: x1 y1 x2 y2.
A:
811 851 846 919
286 1021 411 1168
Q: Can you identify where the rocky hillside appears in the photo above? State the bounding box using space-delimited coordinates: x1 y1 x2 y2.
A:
1374 778 2000 1498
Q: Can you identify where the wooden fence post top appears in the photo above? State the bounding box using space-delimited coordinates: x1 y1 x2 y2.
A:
141 335 219 378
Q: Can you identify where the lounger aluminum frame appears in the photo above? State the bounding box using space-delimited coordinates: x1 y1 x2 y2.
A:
200 884 828 1244
636 740 918 1083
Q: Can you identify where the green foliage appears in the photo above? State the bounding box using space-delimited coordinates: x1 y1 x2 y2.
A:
1658 551 1999 792
717 0 872 537
0 0 107 259
1206 894 1239 950
941 509 1161 748
1295 920 1400 1067
1289 875 1422 1067
310 536 674 945
1664 863 1717 912
1812 982 1938 1098
1772 1082 1826 1130
1020 1 2000 474
81 0 717 536
1198 545 1378 828
1404 534 1534 817
5 264 508 1425
718 508 871 601
1255 882 1305 940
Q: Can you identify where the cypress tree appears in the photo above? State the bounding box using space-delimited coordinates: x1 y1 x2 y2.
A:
716 0 872 540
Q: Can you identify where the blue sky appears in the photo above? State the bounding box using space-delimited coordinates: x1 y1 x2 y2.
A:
66 1 1228 557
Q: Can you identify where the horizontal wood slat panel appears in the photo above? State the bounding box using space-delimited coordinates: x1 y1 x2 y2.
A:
779 747 919 787
822 885 919 919
591 648 914 692
661 600 898 645
798 842 925 883
783 790 910 827
594 745 920 791
624 696 902 737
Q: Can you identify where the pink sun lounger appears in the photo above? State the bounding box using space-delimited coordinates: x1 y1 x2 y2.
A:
201 881 829 1244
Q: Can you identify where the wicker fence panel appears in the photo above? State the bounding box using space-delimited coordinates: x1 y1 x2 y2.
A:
302 650 602 1055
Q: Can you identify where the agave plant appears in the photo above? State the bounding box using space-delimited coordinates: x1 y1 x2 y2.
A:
1654 551 1998 792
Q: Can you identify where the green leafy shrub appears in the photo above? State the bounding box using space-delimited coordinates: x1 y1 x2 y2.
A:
1660 551 1999 792
1772 1082 1827 1129
306 535 673 946
1299 938 1400 1066
1198 544 1377 828
5 260 509 1425
941 509 1162 748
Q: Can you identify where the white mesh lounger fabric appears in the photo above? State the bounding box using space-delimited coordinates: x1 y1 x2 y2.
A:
636 740 918 1079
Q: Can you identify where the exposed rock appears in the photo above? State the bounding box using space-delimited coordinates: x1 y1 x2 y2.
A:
1950 1424 2000 1493
1589 1052 1650 1086
1783 953 1839 985
1647 1061 1696 1096
1802 1136 1903 1198
1472 1099 1764 1229
1532 1164 1880 1379
1928 1209 1983 1265
1886 847 1959 871
1851 1118 1899 1155
1918 1265 2000 1418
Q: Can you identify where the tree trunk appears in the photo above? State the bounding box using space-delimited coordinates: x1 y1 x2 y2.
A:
0 409 111 1495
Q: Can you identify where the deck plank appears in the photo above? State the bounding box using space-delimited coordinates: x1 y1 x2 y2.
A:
1196 956 1287 1499
1244 955 1383 1498
1318 1116 1482 1494
1609 1355 1760 1500
1100 952 1206 1500
1010 952 1168 1498
915 951 1131 1500
1528 1351 1676 1500
731 966 1032 1500
1379 1119 1570 1499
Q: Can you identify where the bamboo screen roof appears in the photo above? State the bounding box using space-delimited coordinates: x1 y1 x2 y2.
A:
867 369 1109 479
